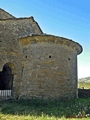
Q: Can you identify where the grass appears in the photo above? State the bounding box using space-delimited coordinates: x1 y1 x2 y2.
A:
0 98 90 120
78 82 90 89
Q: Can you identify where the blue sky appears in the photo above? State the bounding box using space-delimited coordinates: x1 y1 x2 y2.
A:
0 0 90 78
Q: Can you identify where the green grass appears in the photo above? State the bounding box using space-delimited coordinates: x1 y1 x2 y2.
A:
78 82 90 89
0 98 90 120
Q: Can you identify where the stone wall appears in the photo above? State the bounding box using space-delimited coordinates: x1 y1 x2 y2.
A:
0 16 43 97
78 89 90 98
0 17 42 67
18 35 82 99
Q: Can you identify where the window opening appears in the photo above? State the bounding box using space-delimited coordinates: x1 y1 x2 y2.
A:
0 64 13 90
49 55 51 58
68 58 70 61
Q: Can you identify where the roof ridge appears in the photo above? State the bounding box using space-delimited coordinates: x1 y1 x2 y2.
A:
0 8 15 19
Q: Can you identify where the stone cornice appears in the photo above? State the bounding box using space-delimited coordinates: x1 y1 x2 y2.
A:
19 34 83 55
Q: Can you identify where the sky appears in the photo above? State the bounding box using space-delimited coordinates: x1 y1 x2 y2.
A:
0 0 90 78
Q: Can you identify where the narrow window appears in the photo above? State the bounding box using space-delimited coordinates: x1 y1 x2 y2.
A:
25 55 27 58
49 55 51 58
68 58 70 61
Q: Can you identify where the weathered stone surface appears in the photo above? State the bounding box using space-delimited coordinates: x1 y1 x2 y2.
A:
0 9 83 99
18 35 82 99
0 8 15 19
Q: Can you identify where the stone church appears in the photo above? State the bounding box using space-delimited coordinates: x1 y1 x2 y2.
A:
0 8 82 99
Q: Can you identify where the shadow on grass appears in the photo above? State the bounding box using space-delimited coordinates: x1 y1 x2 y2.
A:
0 98 90 118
